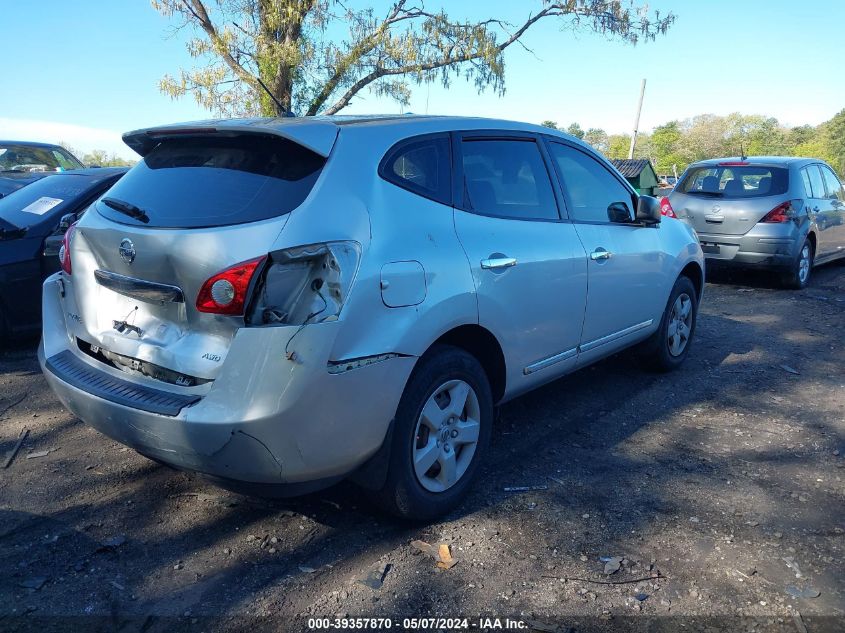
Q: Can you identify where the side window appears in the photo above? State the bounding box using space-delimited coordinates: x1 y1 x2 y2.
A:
820 165 845 202
460 138 558 220
380 135 451 205
806 165 826 199
800 167 813 198
547 142 634 223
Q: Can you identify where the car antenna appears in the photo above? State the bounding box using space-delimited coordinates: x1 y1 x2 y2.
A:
740 141 747 161
256 76 294 117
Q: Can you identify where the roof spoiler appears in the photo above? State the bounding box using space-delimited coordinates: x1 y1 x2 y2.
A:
122 119 339 158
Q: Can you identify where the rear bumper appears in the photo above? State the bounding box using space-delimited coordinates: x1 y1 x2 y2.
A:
39 273 416 486
695 224 803 270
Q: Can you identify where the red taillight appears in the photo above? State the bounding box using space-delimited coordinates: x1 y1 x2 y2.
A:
718 161 749 166
196 256 266 315
761 200 801 223
660 196 677 218
59 223 77 275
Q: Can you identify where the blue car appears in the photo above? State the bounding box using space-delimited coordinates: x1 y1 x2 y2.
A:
0 168 127 341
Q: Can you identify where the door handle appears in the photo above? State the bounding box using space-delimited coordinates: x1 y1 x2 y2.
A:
590 249 613 261
480 257 517 270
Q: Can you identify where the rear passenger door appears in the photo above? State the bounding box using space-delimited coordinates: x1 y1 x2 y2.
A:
452 132 588 392
545 140 668 366
804 164 836 259
819 165 845 260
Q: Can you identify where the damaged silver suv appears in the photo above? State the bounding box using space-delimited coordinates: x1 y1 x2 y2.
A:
40 116 704 519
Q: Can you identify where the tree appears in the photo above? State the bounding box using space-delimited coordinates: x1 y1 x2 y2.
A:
821 109 845 177
540 120 558 129
583 127 608 154
565 122 585 139
81 150 137 167
153 0 675 117
606 134 630 160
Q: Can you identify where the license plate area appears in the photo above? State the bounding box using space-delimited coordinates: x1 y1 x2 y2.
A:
700 242 720 254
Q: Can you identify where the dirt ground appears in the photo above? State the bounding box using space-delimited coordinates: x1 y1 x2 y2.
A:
1 264 843 633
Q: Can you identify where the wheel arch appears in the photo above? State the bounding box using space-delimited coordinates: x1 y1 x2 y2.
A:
426 324 507 405
679 260 704 302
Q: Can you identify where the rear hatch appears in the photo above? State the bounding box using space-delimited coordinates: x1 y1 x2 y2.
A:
64 129 330 383
670 163 790 236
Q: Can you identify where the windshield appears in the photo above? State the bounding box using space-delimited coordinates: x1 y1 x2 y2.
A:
0 144 85 172
95 135 326 229
0 173 97 230
677 165 789 198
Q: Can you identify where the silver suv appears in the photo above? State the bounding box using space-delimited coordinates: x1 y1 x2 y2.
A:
666 157 845 288
40 116 704 519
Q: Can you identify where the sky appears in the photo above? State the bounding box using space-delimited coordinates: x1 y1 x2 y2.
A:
1 1 843 160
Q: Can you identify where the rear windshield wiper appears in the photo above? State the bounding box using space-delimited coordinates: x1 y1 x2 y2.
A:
102 197 150 223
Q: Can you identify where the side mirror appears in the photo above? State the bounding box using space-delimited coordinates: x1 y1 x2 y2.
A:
636 195 661 225
607 201 633 223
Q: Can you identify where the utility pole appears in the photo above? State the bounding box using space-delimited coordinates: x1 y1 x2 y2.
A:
628 78 646 159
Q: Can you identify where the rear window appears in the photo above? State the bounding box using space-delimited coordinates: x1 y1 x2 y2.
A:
677 165 789 198
96 135 326 228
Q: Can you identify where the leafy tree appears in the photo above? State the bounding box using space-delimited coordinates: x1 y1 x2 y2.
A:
822 109 845 177
152 0 675 117
606 134 630 159
539 120 558 129
649 121 682 173
81 150 137 167
565 122 585 139
583 127 608 154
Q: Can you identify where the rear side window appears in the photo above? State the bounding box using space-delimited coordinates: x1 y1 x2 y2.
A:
820 165 845 201
547 142 633 223
460 139 558 220
805 165 826 199
677 165 789 198
379 135 451 205
96 135 325 228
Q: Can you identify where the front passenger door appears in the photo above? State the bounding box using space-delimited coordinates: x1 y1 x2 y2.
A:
546 141 668 366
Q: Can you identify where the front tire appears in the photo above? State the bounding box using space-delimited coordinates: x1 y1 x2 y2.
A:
781 239 813 289
640 275 698 372
373 345 492 521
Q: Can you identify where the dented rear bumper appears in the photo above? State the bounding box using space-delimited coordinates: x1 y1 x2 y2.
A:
39 273 416 485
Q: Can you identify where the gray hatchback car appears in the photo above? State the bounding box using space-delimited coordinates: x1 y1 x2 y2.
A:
40 115 704 519
666 157 845 288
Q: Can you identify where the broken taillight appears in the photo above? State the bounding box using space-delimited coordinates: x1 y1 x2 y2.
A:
59 223 77 275
247 241 361 326
196 256 267 315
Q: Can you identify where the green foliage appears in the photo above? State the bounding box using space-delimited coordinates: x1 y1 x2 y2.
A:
153 0 675 117
555 110 845 178
565 122 585 139
81 150 136 167
540 120 558 129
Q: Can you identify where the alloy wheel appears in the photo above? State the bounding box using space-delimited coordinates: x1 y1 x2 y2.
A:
798 243 811 284
412 379 481 493
667 293 693 357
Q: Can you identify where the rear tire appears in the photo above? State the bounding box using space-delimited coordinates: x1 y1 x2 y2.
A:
640 276 698 372
372 345 492 521
782 239 813 289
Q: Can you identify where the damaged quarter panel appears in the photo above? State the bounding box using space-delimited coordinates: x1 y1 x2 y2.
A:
321 125 478 365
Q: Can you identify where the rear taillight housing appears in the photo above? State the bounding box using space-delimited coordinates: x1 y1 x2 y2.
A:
59 223 77 275
761 199 803 223
196 256 267 315
247 241 361 326
660 196 677 218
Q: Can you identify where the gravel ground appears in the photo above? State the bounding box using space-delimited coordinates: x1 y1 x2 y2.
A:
1 264 843 633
